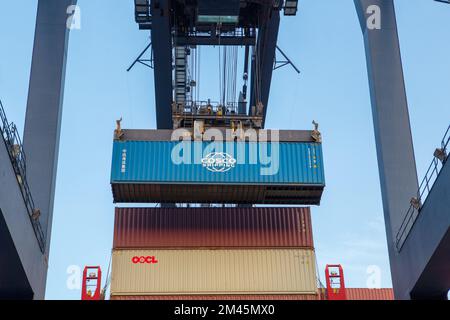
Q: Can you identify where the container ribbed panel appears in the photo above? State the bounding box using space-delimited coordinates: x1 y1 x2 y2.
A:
110 249 318 296
113 207 314 249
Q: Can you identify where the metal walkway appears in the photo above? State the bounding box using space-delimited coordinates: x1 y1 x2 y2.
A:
0 101 47 299
396 125 450 250
0 101 45 253
394 124 450 299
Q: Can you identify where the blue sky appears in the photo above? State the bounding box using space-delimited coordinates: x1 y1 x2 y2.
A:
0 1 449 300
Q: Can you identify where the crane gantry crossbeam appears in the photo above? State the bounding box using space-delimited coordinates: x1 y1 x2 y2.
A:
0 0 448 300
133 0 294 129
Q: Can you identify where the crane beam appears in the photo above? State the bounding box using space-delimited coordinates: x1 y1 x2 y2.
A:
249 9 280 128
150 0 173 129
21 0 77 299
354 0 419 300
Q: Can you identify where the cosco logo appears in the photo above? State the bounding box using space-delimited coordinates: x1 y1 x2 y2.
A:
201 152 236 173
132 256 158 264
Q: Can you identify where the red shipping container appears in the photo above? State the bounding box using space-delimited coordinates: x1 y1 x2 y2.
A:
110 294 319 301
345 288 394 300
113 207 314 249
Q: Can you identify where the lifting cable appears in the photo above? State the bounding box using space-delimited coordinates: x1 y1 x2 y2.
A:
101 251 113 299
222 46 239 107
187 47 192 103
227 46 234 106
218 24 223 105
232 46 238 105
253 8 271 106
226 47 230 105
315 257 326 298
197 46 201 101
253 45 260 106
192 46 197 102
217 24 240 107
222 46 227 106
190 45 199 104
227 48 230 105
253 17 260 106
260 6 272 105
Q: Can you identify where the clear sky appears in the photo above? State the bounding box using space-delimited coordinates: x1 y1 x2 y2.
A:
0 1 449 300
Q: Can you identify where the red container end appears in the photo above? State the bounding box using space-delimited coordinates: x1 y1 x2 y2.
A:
110 294 320 300
346 288 394 300
113 207 314 249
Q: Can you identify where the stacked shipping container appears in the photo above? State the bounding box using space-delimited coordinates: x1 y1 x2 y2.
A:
110 129 325 204
345 288 394 300
111 249 317 296
113 207 314 248
111 290 394 301
110 207 319 300
109 129 324 300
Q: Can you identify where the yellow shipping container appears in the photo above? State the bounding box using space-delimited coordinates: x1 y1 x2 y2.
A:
110 249 318 296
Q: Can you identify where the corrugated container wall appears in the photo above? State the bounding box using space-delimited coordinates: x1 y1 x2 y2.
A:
111 141 325 185
110 249 317 297
346 288 394 300
111 139 325 204
110 294 319 300
113 207 314 249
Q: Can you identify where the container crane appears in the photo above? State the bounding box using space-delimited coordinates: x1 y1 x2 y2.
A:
0 0 448 300
132 0 300 130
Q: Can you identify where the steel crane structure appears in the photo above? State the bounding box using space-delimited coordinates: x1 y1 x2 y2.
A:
0 0 78 299
0 0 448 300
132 0 300 130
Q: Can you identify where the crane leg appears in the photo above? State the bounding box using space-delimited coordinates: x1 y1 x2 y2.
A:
354 0 419 300
23 0 77 299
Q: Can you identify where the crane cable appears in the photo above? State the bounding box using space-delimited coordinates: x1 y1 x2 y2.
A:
315 256 328 300
188 46 193 103
229 46 236 106
254 8 271 106
223 46 227 106
222 46 239 107
101 251 113 299
198 47 201 101
227 46 234 106
253 23 260 105
232 46 238 106
193 46 197 102
189 45 197 100
217 24 240 107
196 46 202 100
218 23 223 105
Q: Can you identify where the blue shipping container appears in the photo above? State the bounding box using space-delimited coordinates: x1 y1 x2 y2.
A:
111 140 325 204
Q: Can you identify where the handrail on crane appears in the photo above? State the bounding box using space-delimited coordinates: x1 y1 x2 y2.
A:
0 99 46 253
395 124 450 251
